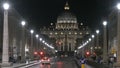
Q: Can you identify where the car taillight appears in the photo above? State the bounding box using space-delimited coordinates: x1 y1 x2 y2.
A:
41 59 44 61
48 59 50 61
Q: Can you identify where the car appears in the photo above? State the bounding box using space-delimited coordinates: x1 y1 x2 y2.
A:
41 56 50 65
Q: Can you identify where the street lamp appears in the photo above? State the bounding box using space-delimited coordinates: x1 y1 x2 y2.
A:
30 29 34 34
96 30 99 34
103 21 108 63
39 38 42 41
117 3 120 10
92 35 95 38
89 38 91 42
35 34 39 38
20 21 26 62
21 21 26 26
103 21 107 26
30 29 34 60
2 2 11 66
91 35 95 54
3 3 9 10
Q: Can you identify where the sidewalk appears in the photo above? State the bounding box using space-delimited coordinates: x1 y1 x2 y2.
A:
0 60 40 68
74 58 94 68
86 60 109 68
12 60 40 68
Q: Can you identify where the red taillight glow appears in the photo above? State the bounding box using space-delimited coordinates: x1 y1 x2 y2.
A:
41 59 43 61
34 52 37 55
48 59 50 61
40 52 43 55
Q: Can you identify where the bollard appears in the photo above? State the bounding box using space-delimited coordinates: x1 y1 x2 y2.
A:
81 64 85 68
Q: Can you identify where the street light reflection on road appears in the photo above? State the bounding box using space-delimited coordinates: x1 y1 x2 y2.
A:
57 62 63 68
40 64 51 68
39 61 63 68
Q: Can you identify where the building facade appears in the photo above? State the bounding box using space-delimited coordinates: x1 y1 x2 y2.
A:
40 2 90 56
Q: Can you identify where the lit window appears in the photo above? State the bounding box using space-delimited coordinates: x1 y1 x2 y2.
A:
55 32 58 35
75 21 77 23
60 21 62 23
69 32 71 34
68 21 70 23
80 32 82 35
50 32 53 35
61 32 63 34
75 32 77 34
86 32 89 34
81 23 83 25
71 21 74 23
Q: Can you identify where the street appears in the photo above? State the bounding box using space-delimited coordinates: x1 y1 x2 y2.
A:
1 0 119 68
25 57 93 68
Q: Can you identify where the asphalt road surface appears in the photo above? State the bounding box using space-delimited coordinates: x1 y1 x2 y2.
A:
27 57 78 68
25 57 94 68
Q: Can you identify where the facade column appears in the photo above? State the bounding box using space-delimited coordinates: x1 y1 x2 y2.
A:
68 44 69 51
63 44 65 51
71 43 73 51
71 43 72 51
60 44 61 51
13 39 17 62
72 43 75 51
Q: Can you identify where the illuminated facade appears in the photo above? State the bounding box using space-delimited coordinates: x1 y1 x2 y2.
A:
40 2 90 56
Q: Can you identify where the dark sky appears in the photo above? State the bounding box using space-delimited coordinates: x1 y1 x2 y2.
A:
10 0 118 31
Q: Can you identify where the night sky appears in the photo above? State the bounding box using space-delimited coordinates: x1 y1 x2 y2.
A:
10 0 118 31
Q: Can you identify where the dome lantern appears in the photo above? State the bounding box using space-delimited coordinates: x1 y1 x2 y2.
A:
64 2 70 10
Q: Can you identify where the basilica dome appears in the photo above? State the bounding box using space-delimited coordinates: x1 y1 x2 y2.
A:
57 11 77 23
56 2 78 30
57 2 77 23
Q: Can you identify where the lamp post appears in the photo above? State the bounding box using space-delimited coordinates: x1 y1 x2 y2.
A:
21 21 26 63
39 38 42 51
114 3 120 67
30 29 34 60
88 38 91 51
2 2 11 66
92 35 95 47
96 30 100 48
91 35 95 54
35 34 39 51
103 21 108 63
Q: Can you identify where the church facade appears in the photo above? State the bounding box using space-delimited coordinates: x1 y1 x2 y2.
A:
40 2 90 56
